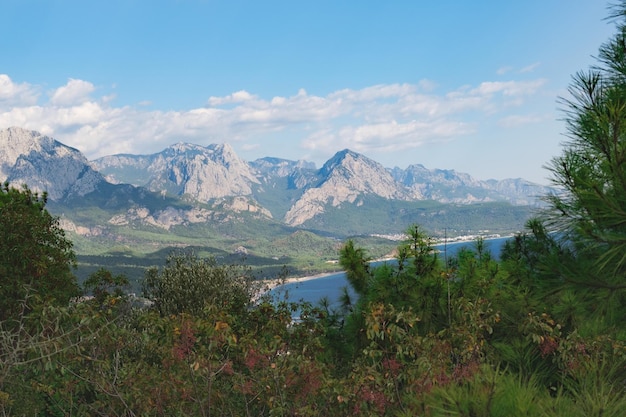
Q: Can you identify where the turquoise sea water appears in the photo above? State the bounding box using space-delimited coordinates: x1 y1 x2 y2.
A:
271 236 512 310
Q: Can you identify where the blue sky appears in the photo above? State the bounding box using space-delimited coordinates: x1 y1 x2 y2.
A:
0 0 616 184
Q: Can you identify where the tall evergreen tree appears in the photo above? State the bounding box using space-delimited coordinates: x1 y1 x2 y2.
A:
339 239 371 296
540 2 626 327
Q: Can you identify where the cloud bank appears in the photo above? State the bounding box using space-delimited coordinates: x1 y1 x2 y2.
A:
0 74 548 165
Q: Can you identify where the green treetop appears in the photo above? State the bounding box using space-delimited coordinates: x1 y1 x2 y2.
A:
0 182 78 321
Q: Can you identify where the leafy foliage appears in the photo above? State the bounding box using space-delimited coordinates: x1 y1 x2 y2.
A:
142 250 260 317
527 2 626 333
0 182 79 321
6 4 626 414
83 267 130 305
1 219 626 416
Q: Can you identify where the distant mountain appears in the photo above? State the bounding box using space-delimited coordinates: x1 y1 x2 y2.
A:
92 142 259 201
90 138 552 218
0 127 105 200
484 178 552 206
250 157 316 180
390 164 552 205
0 127 553 243
283 149 411 226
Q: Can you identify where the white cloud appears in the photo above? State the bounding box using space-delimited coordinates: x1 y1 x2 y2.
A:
497 66 513 75
0 74 550 165
302 119 473 155
241 143 260 151
471 79 546 97
497 63 541 76
329 83 416 102
520 62 541 73
208 90 257 106
0 74 39 108
498 114 546 128
49 79 96 106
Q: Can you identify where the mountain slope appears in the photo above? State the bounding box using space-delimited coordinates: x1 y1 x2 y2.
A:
390 164 552 205
0 127 554 243
92 142 260 202
283 149 410 226
249 157 317 219
0 127 105 200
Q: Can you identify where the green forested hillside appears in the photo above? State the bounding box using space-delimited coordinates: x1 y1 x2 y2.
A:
301 196 534 237
68 198 529 287
59 184 532 286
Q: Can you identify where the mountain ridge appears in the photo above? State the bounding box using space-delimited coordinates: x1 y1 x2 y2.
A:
0 127 551 240
0 127 106 200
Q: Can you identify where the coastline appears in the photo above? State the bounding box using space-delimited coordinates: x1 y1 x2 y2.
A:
259 271 341 293
256 234 514 297
260 256 396 290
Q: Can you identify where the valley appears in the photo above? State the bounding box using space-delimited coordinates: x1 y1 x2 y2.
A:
1 126 546 287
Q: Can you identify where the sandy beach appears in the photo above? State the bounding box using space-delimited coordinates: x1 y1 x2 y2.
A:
258 270 341 293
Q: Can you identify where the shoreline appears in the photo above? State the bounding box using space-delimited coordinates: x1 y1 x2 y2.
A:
259 234 514 291
259 270 341 292
257 234 514 296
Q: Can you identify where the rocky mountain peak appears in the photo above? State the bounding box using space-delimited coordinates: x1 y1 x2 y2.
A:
160 142 244 170
251 157 316 177
1 127 553 234
390 163 551 204
165 142 207 155
93 141 260 202
319 149 361 176
283 149 409 226
317 149 408 199
0 127 55 179
0 127 104 200
210 143 249 170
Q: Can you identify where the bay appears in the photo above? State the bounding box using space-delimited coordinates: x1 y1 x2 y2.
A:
271 236 512 310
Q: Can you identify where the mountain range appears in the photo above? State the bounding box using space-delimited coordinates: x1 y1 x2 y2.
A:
0 127 551 249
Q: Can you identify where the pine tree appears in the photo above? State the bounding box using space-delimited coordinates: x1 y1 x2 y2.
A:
541 2 626 327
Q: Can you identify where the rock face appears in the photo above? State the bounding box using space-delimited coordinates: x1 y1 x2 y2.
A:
484 178 551 206
389 164 552 205
92 143 259 202
250 157 316 180
284 150 410 226
0 127 554 231
0 127 104 200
